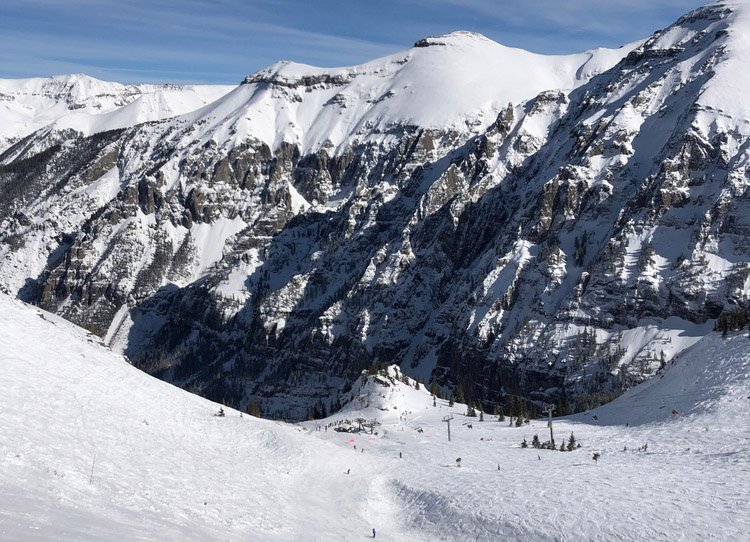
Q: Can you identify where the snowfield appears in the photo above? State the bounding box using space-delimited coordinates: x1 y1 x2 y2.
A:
1 293 748 541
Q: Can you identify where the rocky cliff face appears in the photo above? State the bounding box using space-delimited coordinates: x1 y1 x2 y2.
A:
2 2 749 419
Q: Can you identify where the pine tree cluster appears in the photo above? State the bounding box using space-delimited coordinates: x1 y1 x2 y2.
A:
505 395 534 426
715 307 749 336
525 432 581 451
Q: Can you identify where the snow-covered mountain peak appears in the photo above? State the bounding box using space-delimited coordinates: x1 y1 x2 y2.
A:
412 30 493 47
614 0 750 137
0 75 234 155
2 73 136 109
644 0 735 48
47 72 132 97
690 0 750 133
200 33 636 155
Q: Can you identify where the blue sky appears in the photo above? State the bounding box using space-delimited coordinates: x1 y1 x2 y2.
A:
0 0 710 84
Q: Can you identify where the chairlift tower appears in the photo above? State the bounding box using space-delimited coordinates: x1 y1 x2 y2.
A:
543 403 556 448
442 414 454 442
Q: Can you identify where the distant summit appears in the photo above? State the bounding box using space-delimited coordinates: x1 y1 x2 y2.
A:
413 30 492 47
0 75 233 154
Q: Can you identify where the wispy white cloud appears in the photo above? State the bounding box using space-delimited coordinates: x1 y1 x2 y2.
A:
0 0 711 83
0 0 403 83
420 0 709 47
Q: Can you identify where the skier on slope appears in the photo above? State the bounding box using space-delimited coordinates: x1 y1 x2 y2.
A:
372 527 376 538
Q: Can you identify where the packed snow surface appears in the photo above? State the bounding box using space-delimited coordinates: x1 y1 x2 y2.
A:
1 293 748 541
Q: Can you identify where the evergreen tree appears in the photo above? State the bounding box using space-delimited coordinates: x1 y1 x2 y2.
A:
467 404 477 417
567 432 577 451
414 380 420 391
515 415 523 427
247 402 261 417
457 383 465 404
506 395 517 417
448 394 455 407
430 381 441 399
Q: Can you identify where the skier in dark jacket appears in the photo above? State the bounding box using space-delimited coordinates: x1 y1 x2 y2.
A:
372 527 376 537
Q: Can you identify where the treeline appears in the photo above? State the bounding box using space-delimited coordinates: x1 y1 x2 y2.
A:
715 306 749 336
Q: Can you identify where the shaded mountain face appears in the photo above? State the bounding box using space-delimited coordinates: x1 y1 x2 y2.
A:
2 2 749 419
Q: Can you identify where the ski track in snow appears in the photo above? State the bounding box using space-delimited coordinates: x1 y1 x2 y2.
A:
1 291 748 540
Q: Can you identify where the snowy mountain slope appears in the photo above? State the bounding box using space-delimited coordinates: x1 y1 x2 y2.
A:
0 74 233 155
578 330 750 426
675 0 750 134
164 32 635 156
2 1 750 419
1 293 748 541
0 293 390 541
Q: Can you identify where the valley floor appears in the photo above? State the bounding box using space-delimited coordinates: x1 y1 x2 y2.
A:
1 294 748 541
